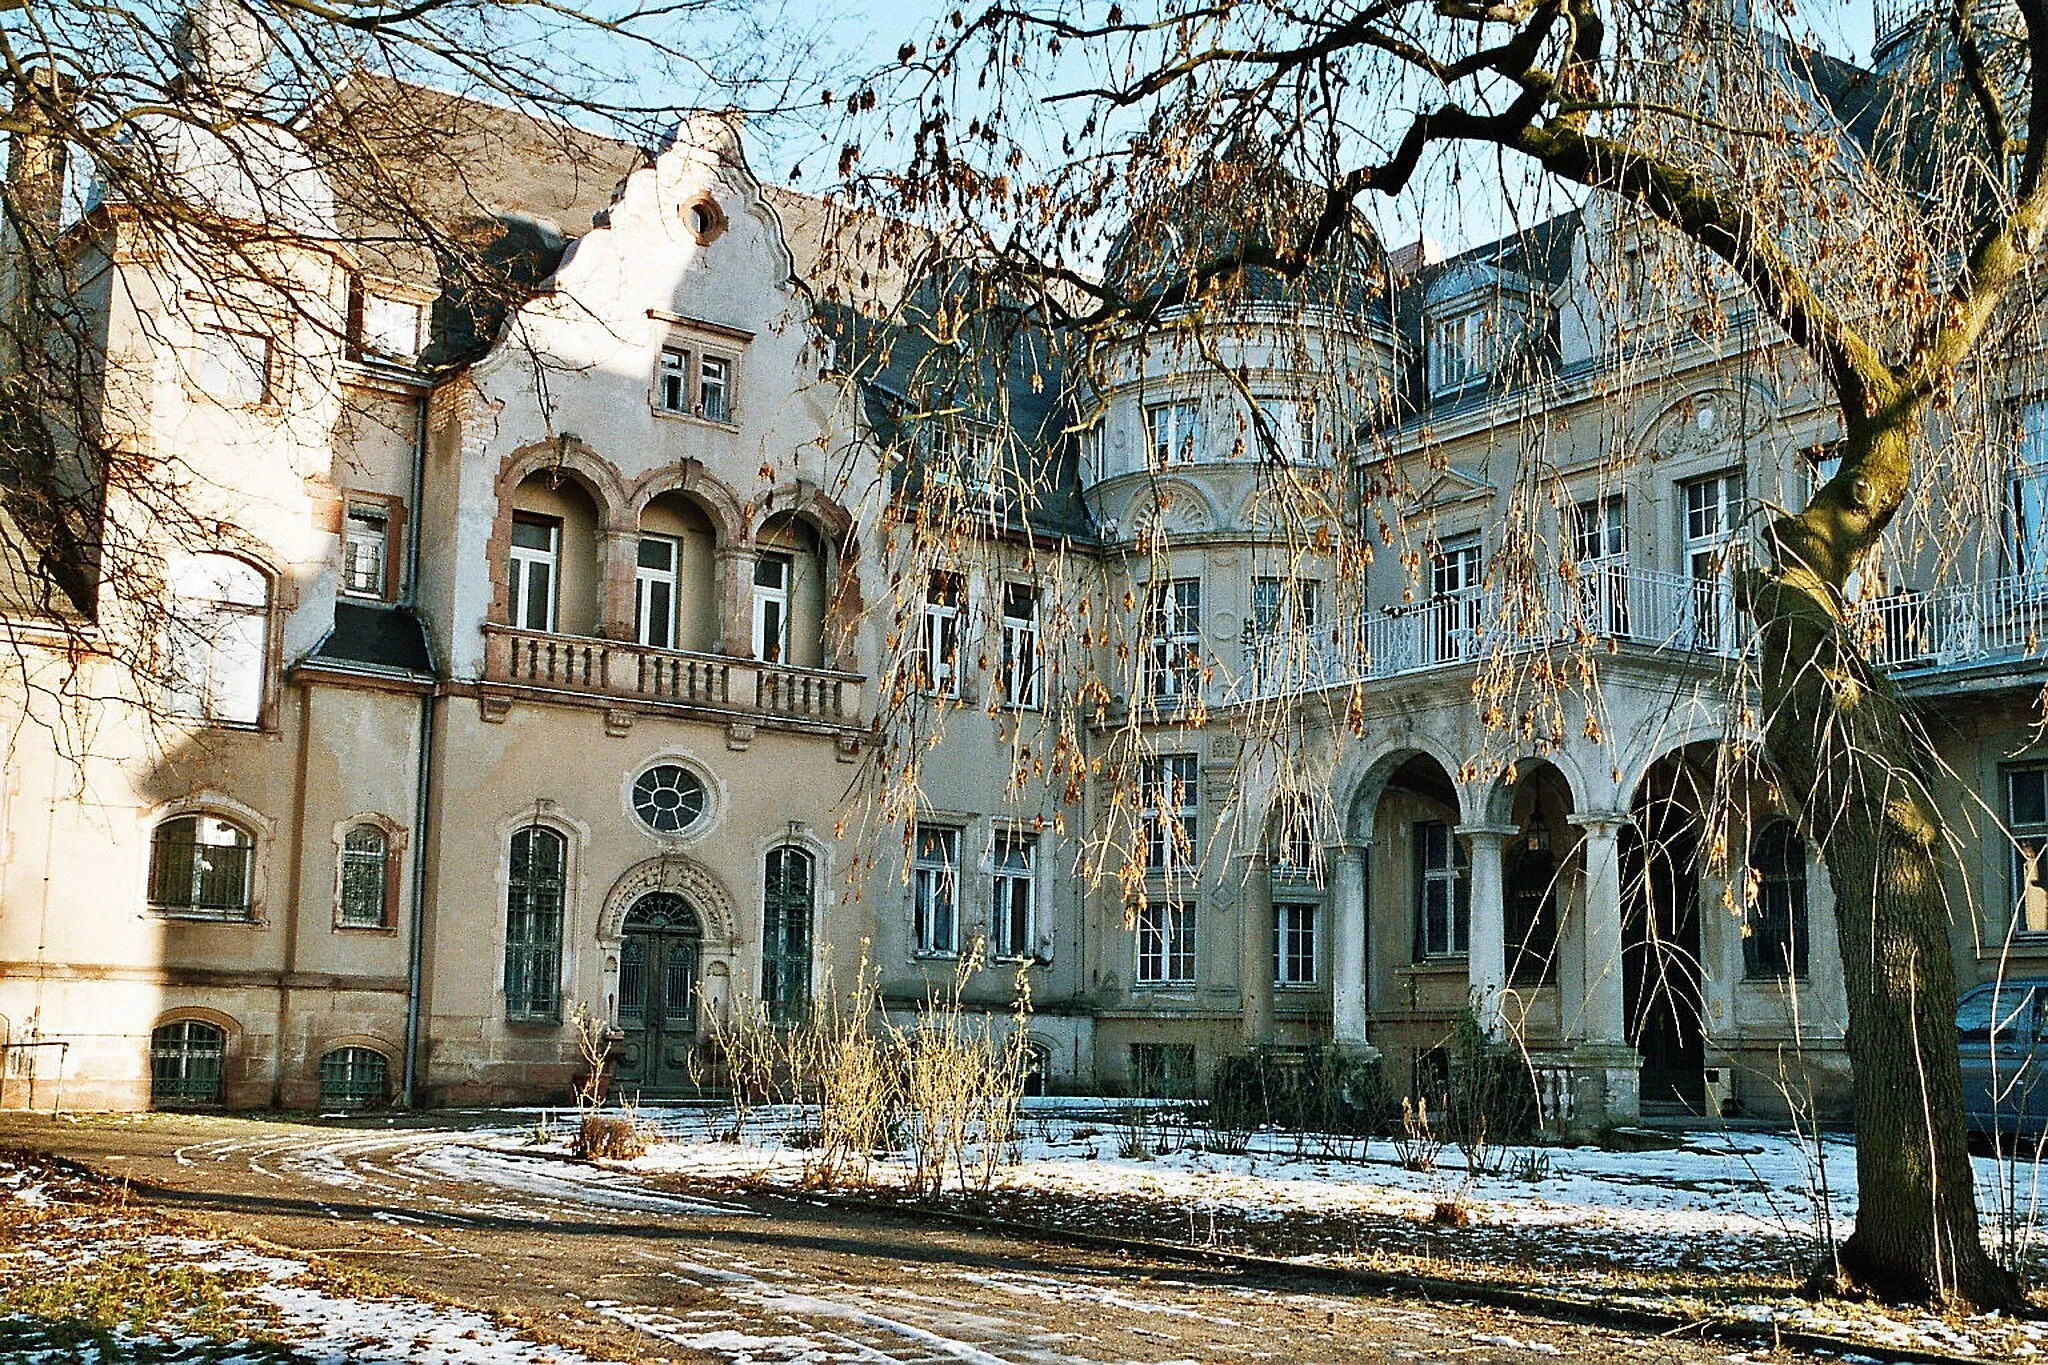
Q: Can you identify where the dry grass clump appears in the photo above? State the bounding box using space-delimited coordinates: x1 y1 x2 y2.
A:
574 1111 652 1161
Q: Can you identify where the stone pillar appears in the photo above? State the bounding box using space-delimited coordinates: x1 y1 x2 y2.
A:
717 546 754 657
1240 853 1275 1049
599 528 639 639
1566 810 1641 1128
1458 823 1517 1033
1330 842 1372 1050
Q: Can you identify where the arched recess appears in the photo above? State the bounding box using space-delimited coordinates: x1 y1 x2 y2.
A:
753 511 830 667
1621 740 1721 1111
627 459 747 548
1486 758 1577 988
1335 739 1472 844
636 490 721 653
754 487 859 670
499 466 608 636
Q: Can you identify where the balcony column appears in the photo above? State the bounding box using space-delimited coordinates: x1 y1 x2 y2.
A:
718 546 755 657
1457 823 1518 1034
599 528 639 640
1566 809 1640 1128
1240 852 1276 1049
1329 842 1373 1052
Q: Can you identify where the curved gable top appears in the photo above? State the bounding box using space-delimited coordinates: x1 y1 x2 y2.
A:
1423 260 1538 312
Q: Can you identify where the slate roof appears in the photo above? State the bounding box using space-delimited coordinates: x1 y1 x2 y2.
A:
305 601 435 678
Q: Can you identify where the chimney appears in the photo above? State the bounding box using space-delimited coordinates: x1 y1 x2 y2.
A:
5 68 73 250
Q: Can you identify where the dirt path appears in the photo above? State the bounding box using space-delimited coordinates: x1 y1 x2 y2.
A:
0 1111 1792 1364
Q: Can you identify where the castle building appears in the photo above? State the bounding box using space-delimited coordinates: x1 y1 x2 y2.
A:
0 8 2039 1124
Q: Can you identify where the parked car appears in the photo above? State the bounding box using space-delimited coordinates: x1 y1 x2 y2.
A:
1958 978 2047 1138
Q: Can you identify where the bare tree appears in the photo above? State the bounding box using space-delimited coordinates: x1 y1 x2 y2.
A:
824 1 2039 1310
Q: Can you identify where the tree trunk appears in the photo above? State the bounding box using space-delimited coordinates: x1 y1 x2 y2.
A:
1749 419 2022 1310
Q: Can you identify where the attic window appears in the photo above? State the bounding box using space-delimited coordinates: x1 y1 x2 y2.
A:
684 197 727 245
1428 308 1489 396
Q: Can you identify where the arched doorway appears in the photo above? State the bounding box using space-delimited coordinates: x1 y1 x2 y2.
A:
615 892 703 1093
1623 748 1711 1111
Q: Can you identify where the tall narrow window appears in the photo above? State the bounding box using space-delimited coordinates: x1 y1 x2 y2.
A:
1505 832 1559 985
2011 403 2048 581
1000 582 1041 708
753 553 791 661
1428 309 1487 394
763 846 814 1022
148 815 255 919
1571 495 1628 635
1135 901 1196 984
913 824 960 956
1144 578 1201 701
505 826 566 1020
1141 754 1199 874
1428 536 1482 664
1415 821 1471 960
2008 766 2048 937
699 355 732 423
992 832 1037 959
635 535 679 649
164 552 269 726
1682 471 1745 650
507 515 560 632
342 507 389 598
338 823 390 928
919 571 964 697
151 1021 225 1107
1745 820 1810 979
1145 401 1201 466
1274 902 1317 986
1252 397 1315 464
657 346 689 412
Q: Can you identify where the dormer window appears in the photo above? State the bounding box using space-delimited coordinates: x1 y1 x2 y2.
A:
1428 308 1488 395
347 278 427 364
927 420 1001 491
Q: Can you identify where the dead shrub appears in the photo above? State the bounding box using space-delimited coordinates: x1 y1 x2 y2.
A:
575 1112 651 1161
1431 1196 1471 1227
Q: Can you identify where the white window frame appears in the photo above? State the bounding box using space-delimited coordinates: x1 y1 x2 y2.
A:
341 505 390 599
1274 901 1318 987
1145 577 1201 702
1252 396 1316 465
507 515 561 633
699 354 733 423
163 552 269 727
1145 400 1202 467
991 831 1037 960
1681 470 1745 650
359 292 423 362
920 571 965 697
1000 581 1041 709
1141 753 1199 876
635 534 680 649
1417 820 1471 960
2008 765 2048 938
1428 308 1487 395
1251 576 1320 636
753 552 792 662
1135 900 1196 986
2011 402 2048 581
147 813 257 920
913 824 961 957
657 345 690 413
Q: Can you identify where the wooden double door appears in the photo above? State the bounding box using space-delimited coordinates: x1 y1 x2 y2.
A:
614 892 702 1093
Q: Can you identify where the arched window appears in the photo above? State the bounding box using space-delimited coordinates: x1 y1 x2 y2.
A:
338 824 390 928
148 814 255 919
151 1020 225 1106
763 846 814 1022
163 552 269 725
319 1046 390 1109
1746 820 1809 980
505 826 566 1020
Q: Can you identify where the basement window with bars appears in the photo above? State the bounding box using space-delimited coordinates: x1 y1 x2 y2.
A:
151 1020 225 1107
319 1046 389 1109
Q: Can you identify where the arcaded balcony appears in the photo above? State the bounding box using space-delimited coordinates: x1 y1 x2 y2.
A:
482 624 863 730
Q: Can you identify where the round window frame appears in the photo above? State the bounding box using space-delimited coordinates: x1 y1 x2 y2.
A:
626 758 717 841
683 196 728 246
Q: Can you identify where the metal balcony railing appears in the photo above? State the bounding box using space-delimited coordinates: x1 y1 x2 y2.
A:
482 624 862 724
1239 565 2048 699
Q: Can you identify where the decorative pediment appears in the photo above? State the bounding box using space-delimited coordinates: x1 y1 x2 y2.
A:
1415 464 1495 510
599 854 737 947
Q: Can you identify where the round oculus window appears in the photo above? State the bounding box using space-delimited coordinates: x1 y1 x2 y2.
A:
631 764 707 834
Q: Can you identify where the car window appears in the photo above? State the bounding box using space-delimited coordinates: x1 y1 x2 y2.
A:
1957 986 2039 1043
